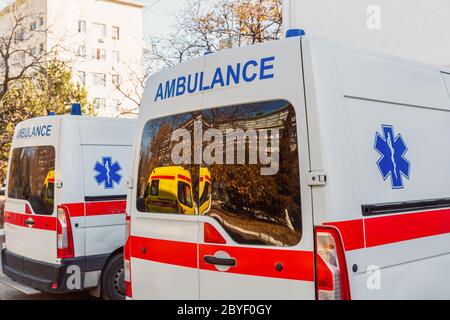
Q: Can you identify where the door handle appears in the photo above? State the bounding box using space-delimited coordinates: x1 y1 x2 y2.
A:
25 218 35 226
204 255 236 267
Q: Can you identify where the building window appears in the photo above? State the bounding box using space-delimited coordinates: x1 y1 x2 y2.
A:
112 26 120 40
92 48 106 61
112 74 120 87
31 47 37 56
15 29 24 43
93 98 106 110
39 16 44 27
78 20 86 33
78 45 86 58
93 23 106 41
77 71 86 86
30 21 37 31
112 50 120 63
19 52 25 65
93 73 106 87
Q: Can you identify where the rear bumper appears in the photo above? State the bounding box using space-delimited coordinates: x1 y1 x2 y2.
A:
1 249 109 294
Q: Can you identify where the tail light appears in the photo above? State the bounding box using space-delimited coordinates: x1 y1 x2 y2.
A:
124 215 132 298
57 206 74 259
315 226 351 300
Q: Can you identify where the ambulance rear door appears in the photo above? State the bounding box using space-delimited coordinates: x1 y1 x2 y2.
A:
5 116 61 264
129 56 206 299
196 38 316 299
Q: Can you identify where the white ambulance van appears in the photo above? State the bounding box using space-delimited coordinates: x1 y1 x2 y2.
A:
1 105 136 300
125 31 450 300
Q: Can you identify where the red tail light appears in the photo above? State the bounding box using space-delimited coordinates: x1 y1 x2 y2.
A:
124 215 132 298
314 226 351 300
57 206 74 259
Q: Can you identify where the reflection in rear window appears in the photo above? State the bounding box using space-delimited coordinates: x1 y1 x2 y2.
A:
137 100 302 246
8 146 55 215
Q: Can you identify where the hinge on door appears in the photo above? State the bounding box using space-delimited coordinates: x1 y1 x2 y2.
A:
125 176 134 189
307 171 327 186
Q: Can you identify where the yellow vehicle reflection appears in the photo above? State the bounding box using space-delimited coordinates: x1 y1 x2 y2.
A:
144 167 196 215
41 170 55 206
199 167 211 215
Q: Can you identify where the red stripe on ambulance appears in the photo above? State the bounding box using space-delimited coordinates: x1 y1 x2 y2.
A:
3 211 56 231
85 200 126 216
364 208 450 248
199 244 315 282
130 236 198 268
62 201 127 218
129 236 314 281
325 219 365 251
327 208 450 251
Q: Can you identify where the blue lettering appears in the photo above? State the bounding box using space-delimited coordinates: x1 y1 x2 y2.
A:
210 67 225 89
17 125 52 139
243 60 258 82
164 79 176 99
154 56 276 101
155 83 164 102
187 73 199 94
260 56 275 80
226 63 241 86
177 76 186 96
199 72 210 91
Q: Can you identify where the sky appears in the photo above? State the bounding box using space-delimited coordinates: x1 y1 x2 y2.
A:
140 0 187 38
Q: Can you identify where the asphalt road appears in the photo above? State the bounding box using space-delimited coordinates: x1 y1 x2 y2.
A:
0 235 95 300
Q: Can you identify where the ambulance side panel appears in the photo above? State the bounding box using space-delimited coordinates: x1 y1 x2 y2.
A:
303 38 450 299
78 119 135 257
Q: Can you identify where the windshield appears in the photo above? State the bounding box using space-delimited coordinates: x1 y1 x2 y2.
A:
8 146 56 215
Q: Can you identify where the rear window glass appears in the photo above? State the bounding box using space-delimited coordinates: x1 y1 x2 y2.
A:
150 180 159 196
8 146 56 215
137 100 302 246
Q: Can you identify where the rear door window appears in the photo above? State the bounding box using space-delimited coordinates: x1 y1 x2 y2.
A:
136 100 302 246
8 146 56 215
178 182 193 208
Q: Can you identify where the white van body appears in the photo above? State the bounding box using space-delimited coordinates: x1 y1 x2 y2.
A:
2 115 136 299
283 0 450 67
126 34 450 300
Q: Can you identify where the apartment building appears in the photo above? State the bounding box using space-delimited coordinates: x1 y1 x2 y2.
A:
0 0 144 117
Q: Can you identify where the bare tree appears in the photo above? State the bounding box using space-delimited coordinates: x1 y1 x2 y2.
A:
0 1 89 182
0 2 70 101
111 0 282 117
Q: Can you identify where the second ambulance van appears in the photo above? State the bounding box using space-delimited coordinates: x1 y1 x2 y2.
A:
1 106 136 300
125 31 450 300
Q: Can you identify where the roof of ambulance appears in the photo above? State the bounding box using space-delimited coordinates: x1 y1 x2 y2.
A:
143 35 449 107
16 115 137 126
145 35 449 83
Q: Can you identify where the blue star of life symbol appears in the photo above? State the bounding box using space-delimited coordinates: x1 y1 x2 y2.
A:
94 157 122 189
374 125 411 189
